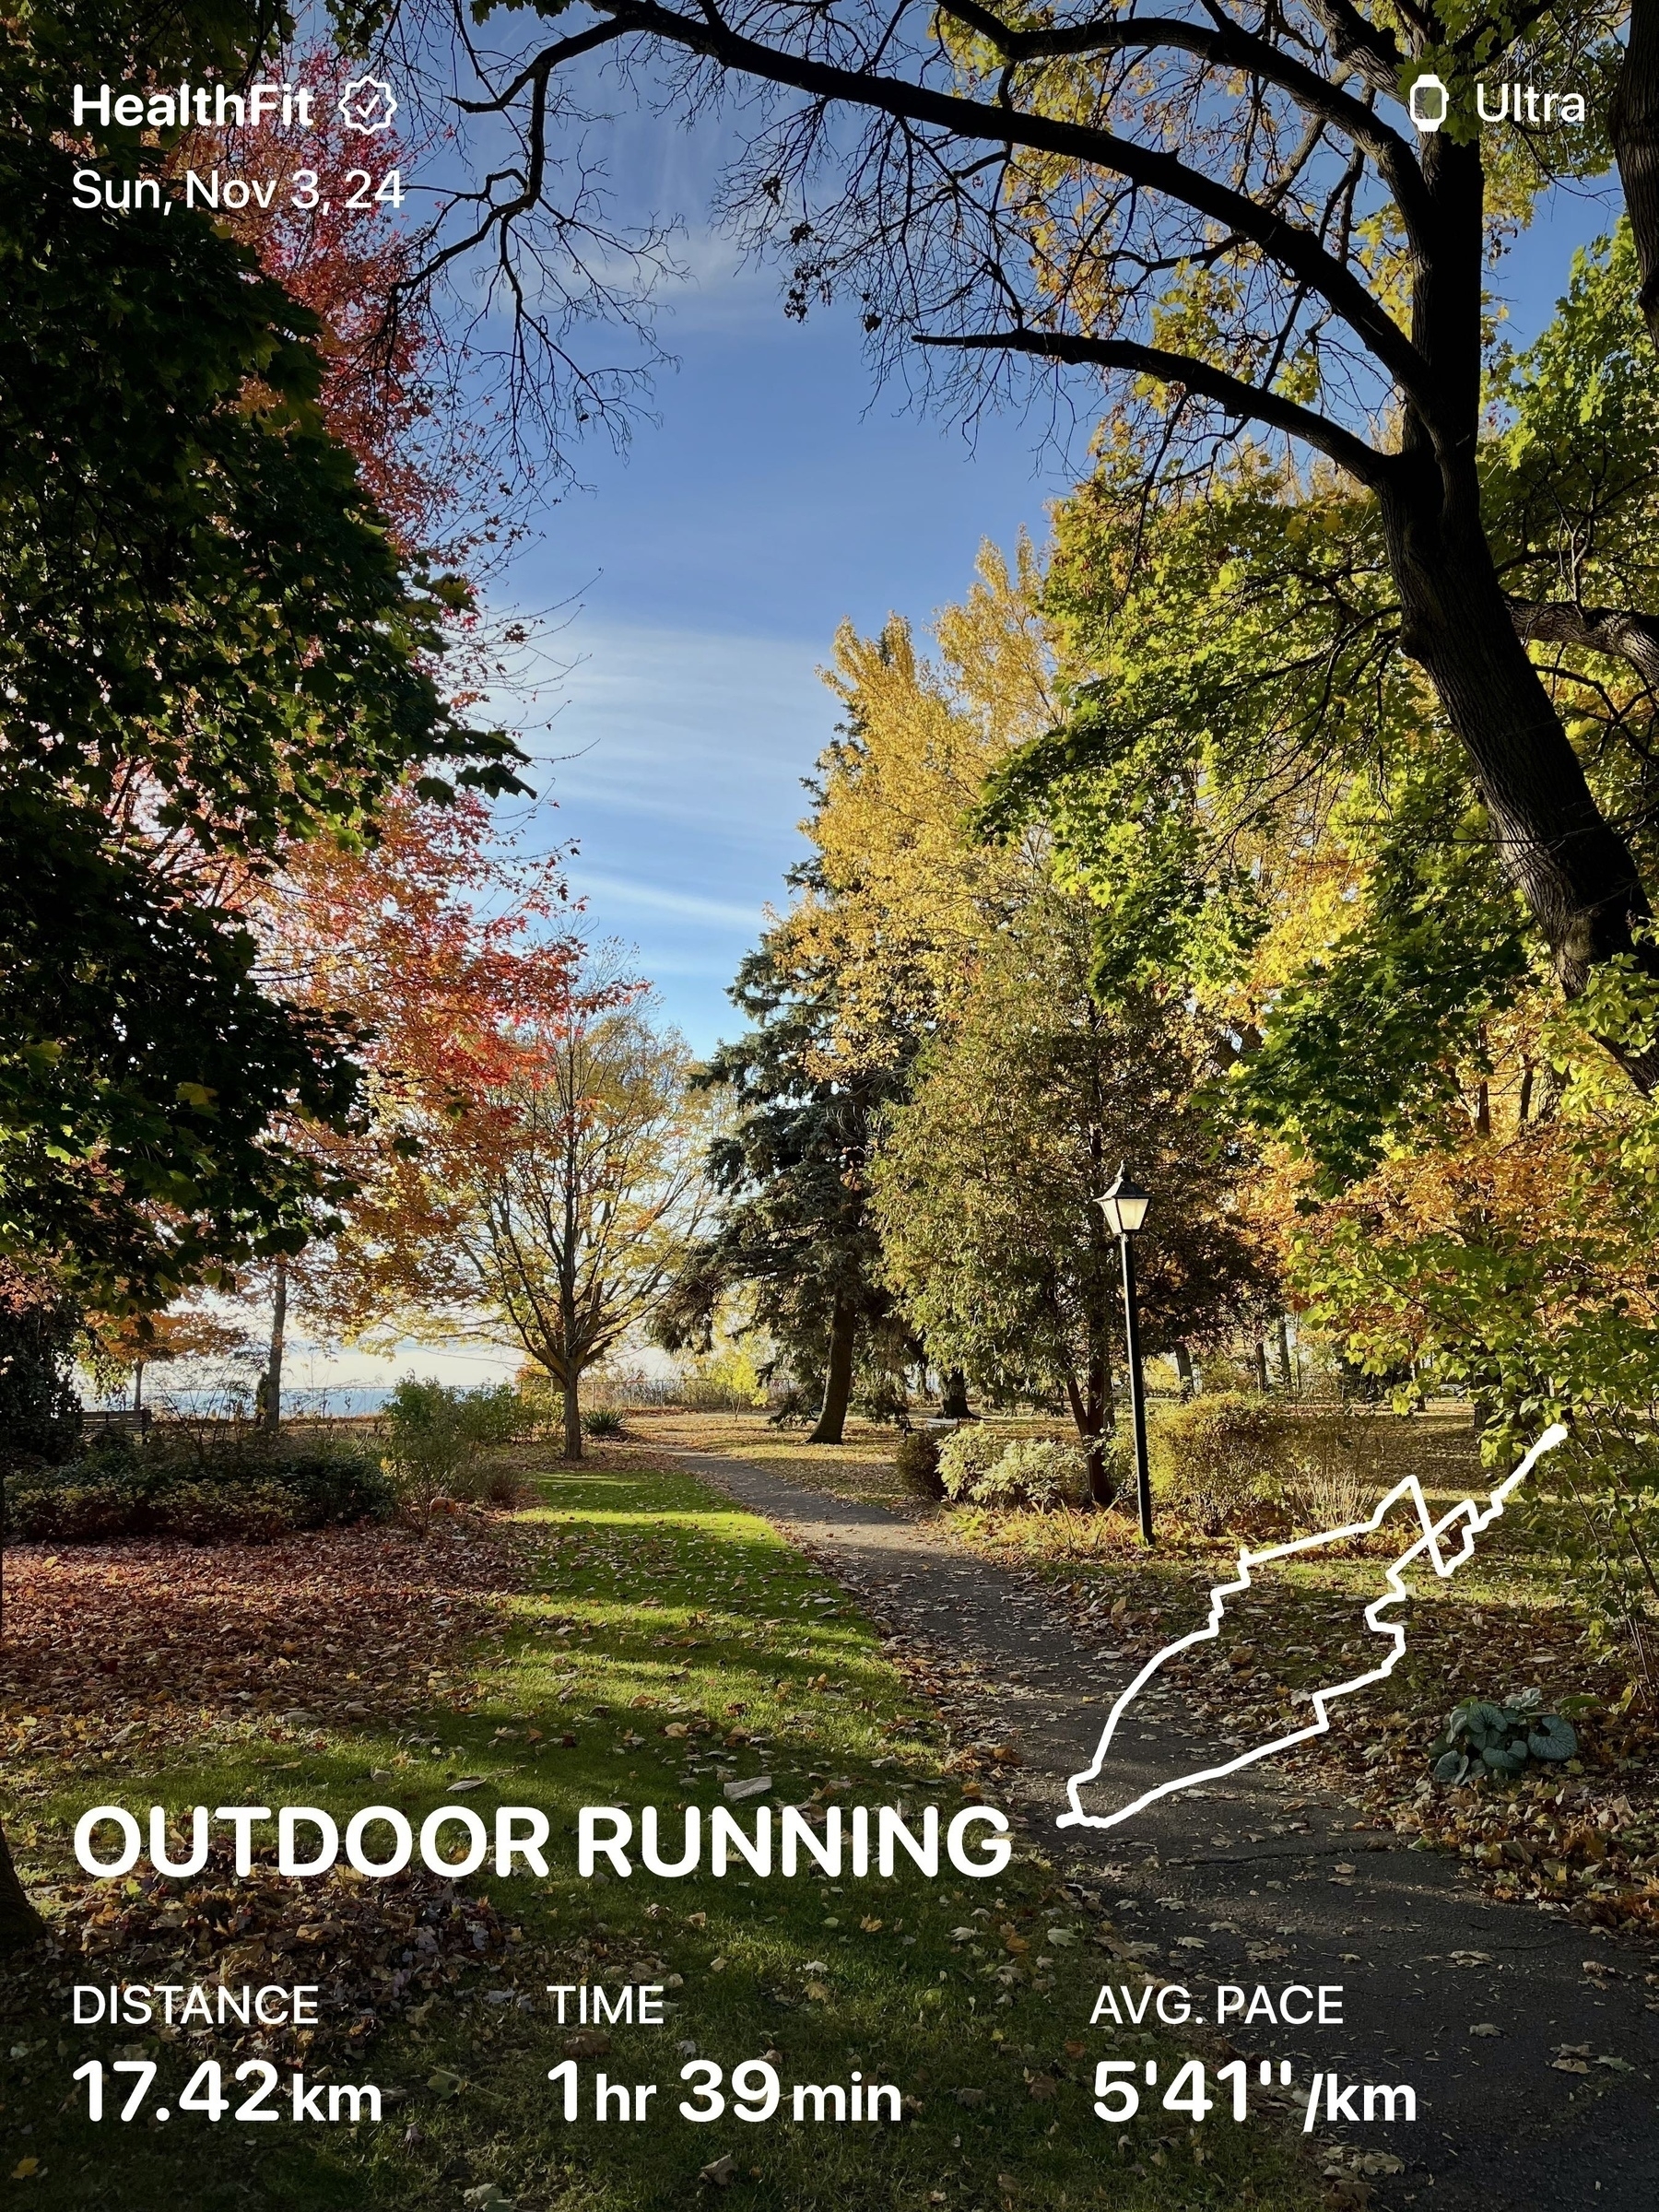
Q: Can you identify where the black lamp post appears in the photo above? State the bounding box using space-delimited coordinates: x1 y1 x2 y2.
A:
1099 1164 1153 1544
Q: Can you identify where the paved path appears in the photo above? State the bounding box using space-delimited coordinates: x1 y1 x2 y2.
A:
675 1450 1659 2210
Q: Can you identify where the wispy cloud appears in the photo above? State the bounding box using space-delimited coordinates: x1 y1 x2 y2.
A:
488 610 819 1046
571 868 768 929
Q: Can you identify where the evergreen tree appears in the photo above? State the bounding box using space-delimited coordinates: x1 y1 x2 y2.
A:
660 933 914 1444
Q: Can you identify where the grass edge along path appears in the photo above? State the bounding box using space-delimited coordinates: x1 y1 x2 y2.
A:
2 1454 1322 2211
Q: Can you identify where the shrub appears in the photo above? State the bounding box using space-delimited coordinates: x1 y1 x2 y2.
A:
680 1344 767 1412
455 1382 538 1450
681 1377 757 1412
2 1438 394 1544
479 1463 532 1507
382 1377 537 1508
582 1406 625 1438
513 1369 565 1432
937 1425 1003 1500
974 1437 1088 1511
894 1430 945 1500
1152 1394 1291 1535
1280 1409 1386 1533
1429 1691 1578 1784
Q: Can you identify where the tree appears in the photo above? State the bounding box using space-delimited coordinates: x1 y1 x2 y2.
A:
435 959 710 1459
82 1303 252 1416
782 552 1053 1077
0 794 371 1304
977 229 1659 1183
402 0 1659 1080
871 892 1273 1495
659 931 916 1444
668 557 1050 1439
0 8 528 1303
229 788 581 1420
0 1265 81 1465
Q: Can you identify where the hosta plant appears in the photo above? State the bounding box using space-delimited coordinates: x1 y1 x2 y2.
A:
1429 1688 1577 1784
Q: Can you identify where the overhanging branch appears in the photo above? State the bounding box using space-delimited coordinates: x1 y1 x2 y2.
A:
582 0 1438 421
917 325 1393 488
1512 599 1659 688
931 0 1431 240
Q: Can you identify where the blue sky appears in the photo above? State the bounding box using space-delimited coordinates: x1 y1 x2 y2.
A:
502 271 1059 1052
498 153 1628 1057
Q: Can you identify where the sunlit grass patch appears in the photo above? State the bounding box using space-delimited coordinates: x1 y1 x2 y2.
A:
1 1456 1321 2210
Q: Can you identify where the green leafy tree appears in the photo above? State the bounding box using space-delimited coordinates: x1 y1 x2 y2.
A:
871 892 1273 1497
0 1265 81 1464
983 230 1659 1184
0 6 526 1305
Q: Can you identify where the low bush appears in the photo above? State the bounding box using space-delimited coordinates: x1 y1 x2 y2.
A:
681 1377 759 1412
935 1428 1090 1511
1153 1394 1291 1535
894 1430 945 1500
2 1436 394 1544
582 1406 625 1438
974 1437 1088 1511
937 1425 1003 1500
382 1378 538 1510
1280 1409 1388 1533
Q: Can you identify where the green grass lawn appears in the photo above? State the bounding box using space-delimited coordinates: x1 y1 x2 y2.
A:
2 1457 1321 2210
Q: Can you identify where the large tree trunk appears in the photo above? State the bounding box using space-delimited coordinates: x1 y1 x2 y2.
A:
1615 0 1659 349
561 1368 583 1461
940 1368 971 1418
810 1297 856 1444
0 1822 46 1957
1381 133 1659 1092
262 1257 287 1433
1382 451 1656 1039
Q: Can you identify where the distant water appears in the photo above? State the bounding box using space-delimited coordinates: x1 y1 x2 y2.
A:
86 1385 396 1419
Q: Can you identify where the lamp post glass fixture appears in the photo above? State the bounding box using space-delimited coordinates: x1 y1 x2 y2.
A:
1099 1166 1154 1544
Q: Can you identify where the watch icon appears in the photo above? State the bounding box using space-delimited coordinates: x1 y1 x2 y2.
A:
1407 73 1450 132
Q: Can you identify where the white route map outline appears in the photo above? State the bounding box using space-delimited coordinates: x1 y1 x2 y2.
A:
1057 1421 1571 1831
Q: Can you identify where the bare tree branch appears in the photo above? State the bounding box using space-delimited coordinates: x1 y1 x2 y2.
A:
919 325 1392 486
567 0 1438 421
